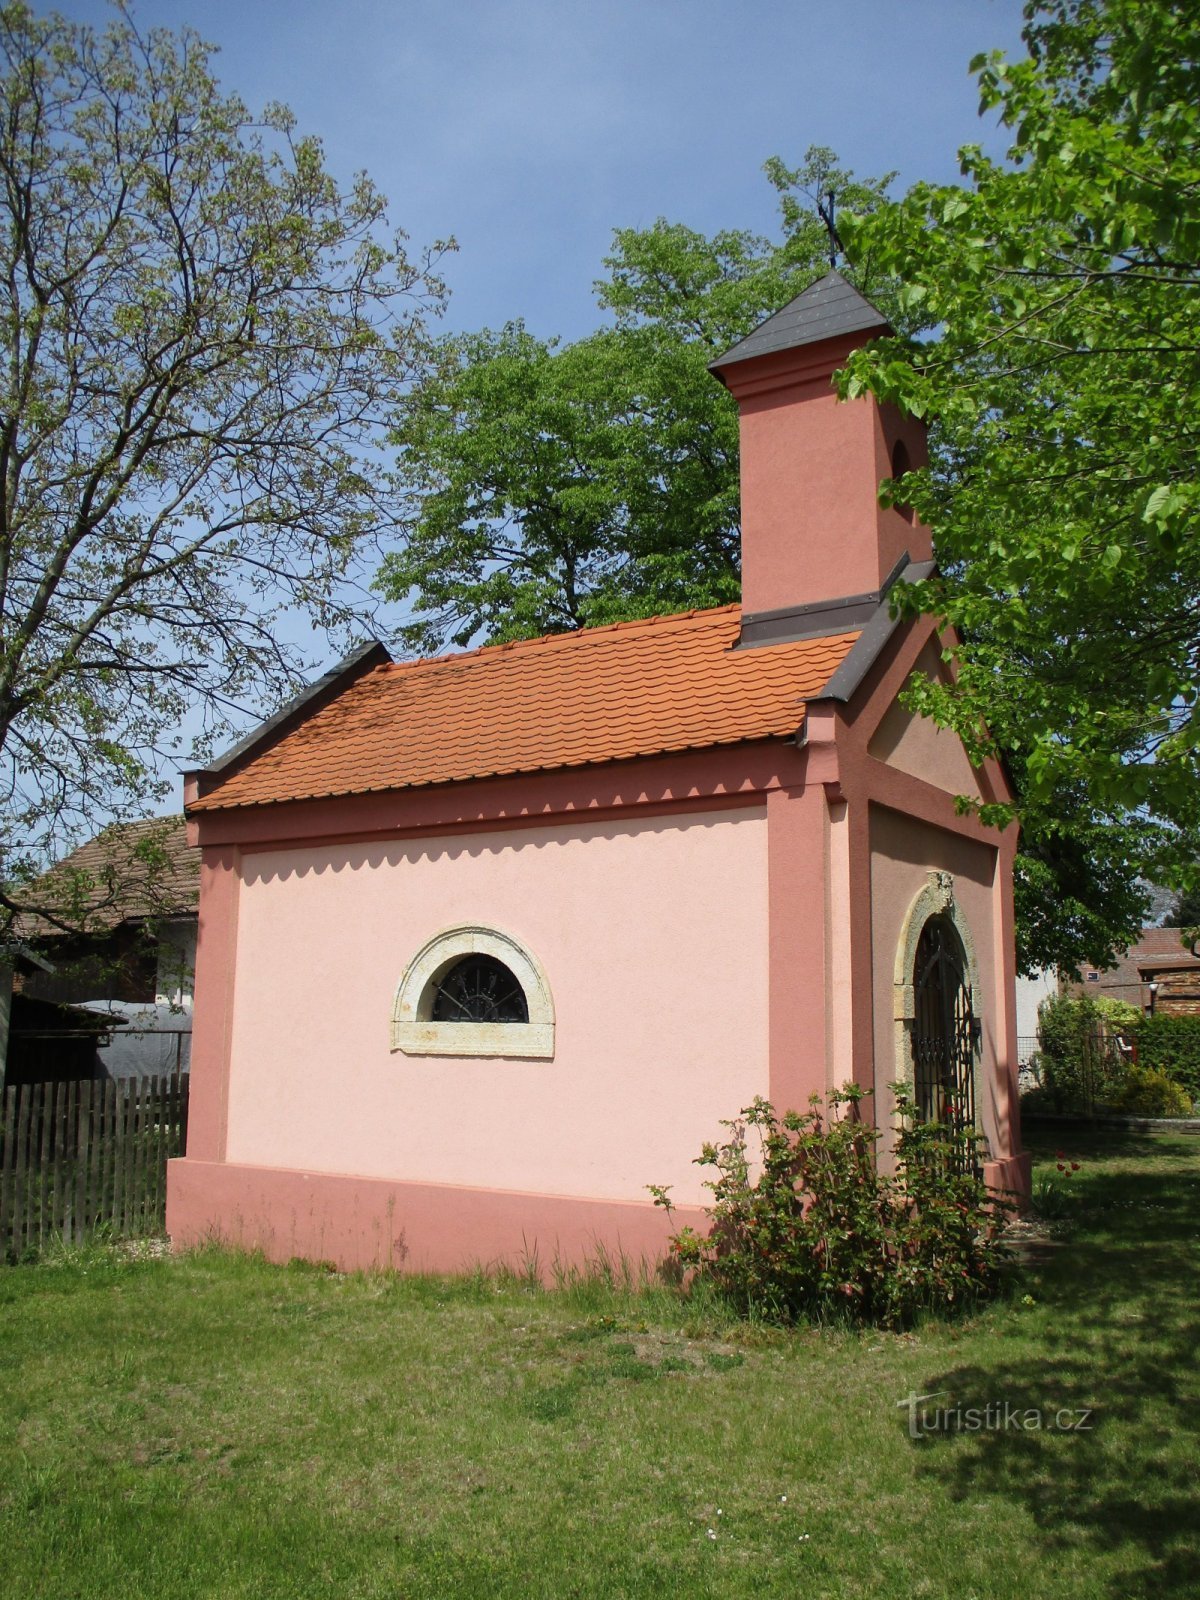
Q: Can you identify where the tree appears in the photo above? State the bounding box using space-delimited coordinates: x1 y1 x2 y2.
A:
1164 879 1200 966
1164 883 1200 930
839 0 1200 961
378 149 896 652
0 3 448 931
1005 756 1163 974
378 319 728 652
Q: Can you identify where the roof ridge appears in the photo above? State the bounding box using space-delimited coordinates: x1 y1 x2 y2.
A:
97 813 186 833
385 604 742 676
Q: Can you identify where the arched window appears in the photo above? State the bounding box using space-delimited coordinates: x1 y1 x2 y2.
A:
391 926 554 1058
430 954 529 1024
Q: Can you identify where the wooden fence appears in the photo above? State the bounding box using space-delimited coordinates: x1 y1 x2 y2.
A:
0 1073 189 1260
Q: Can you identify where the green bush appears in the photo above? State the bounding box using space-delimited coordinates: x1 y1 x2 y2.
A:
1094 996 1145 1028
1111 1064 1193 1118
1133 1015 1200 1105
650 1086 1012 1330
1018 1083 1053 1115
1033 993 1130 1112
1023 995 1199 1117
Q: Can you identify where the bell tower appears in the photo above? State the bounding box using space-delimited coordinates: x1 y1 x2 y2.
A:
710 271 932 643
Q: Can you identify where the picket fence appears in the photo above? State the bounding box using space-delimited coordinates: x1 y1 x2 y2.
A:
0 1072 189 1260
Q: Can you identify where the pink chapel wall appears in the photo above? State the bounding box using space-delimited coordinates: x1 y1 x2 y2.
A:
867 641 985 803
220 806 769 1208
868 804 1013 1170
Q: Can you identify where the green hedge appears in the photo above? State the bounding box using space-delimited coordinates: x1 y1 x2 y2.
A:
1134 1015 1200 1103
1032 994 1127 1112
1026 996 1200 1116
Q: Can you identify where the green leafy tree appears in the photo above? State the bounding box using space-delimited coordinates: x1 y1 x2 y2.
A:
839 0 1200 963
1164 884 1200 930
0 3 448 930
379 149 895 651
1012 763 1162 975
1163 880 1200 958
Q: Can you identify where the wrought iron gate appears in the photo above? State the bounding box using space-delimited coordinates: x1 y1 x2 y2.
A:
911 914 978 1160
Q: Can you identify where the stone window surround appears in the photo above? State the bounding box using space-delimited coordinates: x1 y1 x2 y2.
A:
390 924 555 1059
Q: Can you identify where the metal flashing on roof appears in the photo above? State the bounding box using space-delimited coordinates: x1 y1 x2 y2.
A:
193 639 392 790
0 941 54 975
736 555 911 649
816 560 936 703
710 270 890 376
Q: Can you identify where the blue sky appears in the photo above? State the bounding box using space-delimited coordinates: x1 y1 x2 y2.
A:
61 0 1026 341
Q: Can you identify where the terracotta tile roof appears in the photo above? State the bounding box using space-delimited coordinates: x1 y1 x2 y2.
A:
190 606 860 813
13 817 199 938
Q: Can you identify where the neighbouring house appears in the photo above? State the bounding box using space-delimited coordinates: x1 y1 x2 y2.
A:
0 944 57 1090
0 993 121 1089
1137 955 1200 1018
1015 969 1059 1060
1 938 124 1090
1064 927 1200 1014
166 272 1031 1275
10 817 199 1082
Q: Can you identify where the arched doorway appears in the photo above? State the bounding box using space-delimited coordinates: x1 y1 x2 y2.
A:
911 912 977 1146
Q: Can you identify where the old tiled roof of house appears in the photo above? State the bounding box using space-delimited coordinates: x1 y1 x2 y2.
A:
189 605 861 813
14 816 200 938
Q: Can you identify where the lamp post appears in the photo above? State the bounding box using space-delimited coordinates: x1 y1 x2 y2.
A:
1148 980 1159 1017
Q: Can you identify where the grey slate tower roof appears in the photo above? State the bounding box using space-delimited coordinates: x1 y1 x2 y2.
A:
710 270 890 375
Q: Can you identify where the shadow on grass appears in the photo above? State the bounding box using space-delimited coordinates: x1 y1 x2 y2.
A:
1023 1126 1188 1162
911 1136 1200 1597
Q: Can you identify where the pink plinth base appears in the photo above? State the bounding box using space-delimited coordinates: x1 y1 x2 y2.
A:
166 1158 703 1276
985 1150 1032 1204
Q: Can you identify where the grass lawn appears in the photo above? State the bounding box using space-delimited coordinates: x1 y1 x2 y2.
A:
2 1131 1198 1599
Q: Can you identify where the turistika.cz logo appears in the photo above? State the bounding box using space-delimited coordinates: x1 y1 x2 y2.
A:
897 1391 1096 1440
